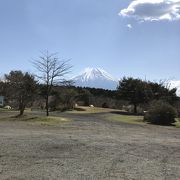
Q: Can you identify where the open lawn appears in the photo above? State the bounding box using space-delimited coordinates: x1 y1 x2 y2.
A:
67 106 122 114
0 107 179 179
104 114 144 125
68 106 180 127
0 114 71 126
1 106 179 127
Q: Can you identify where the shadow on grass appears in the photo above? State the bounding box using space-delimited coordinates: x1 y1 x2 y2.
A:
110 111 144 116
73 107 86 111
7 115 38 121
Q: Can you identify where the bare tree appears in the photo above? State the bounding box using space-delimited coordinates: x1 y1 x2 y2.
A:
32 51 72 116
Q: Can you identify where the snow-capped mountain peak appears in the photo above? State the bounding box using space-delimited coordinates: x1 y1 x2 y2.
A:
169 80 180 96
72 67 118 90
76 67 117 82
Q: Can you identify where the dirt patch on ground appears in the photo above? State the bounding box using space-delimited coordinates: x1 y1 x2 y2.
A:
0 112 179 180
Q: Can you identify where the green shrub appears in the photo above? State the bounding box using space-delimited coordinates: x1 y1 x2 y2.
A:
144 100 177 125
102 103 109 108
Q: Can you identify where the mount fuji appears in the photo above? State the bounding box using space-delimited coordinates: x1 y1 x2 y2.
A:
169 81 180 96
71 67 118 90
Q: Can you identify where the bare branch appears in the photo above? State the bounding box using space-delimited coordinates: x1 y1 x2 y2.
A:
31 51 72 116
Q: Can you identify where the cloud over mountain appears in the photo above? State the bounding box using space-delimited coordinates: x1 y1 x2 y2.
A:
119 0 180 21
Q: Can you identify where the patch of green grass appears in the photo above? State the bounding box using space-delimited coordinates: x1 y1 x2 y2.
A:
67 106 123 114
0 108 16 112
174 118 180 128
31 116 72 126
0 108 6 111
0 115 71 126
104 114 145 125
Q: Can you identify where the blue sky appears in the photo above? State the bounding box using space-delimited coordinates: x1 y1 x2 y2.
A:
0 0 180 81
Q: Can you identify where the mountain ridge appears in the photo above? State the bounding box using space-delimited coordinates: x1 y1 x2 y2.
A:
71 67 180 96
71 67 118 90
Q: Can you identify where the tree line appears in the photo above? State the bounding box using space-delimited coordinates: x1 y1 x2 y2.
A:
118 77 178 113
0 51 179 120
0 51 72 116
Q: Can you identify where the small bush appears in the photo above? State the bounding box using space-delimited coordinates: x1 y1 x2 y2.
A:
144 101 177 125
102 103 109 108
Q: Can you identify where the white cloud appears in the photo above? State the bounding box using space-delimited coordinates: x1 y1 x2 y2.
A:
127 24 133 28
119 0 180 21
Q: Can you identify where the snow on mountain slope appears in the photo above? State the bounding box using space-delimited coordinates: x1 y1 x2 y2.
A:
71 68 118 90
170 80 180 96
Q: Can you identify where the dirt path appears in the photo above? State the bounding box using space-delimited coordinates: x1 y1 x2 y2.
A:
0 112 179 180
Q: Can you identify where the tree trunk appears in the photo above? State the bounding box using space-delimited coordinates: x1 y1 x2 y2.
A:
134 104 137 114
19 107 25 116
46 95 49 116
19 103 25 116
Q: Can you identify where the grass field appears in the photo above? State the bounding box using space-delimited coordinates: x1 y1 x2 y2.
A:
23 116 72 126
104 114 145 125
70 106 180 127
67 106 123 114
1 106 180 127
0 113 71 126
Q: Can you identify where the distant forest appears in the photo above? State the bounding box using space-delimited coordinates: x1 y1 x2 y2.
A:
1 77 180 115
0 51 179 118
